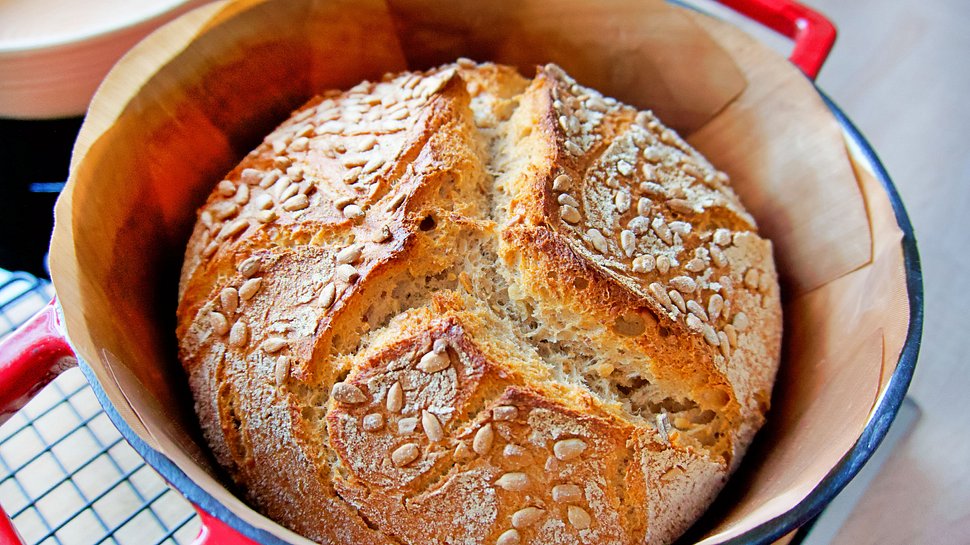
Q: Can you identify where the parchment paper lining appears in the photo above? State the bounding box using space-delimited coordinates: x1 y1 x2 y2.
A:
49 0 909 543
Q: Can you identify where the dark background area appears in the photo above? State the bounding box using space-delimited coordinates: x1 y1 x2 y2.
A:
0 116 83 278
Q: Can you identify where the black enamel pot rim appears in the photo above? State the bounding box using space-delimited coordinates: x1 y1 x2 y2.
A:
65 86 923 545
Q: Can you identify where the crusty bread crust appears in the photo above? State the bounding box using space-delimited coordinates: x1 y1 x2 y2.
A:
177 61 782 545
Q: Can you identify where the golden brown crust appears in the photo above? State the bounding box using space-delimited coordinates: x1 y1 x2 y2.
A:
177 61 781 545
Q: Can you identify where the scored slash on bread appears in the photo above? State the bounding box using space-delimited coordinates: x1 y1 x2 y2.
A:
176 60 781 545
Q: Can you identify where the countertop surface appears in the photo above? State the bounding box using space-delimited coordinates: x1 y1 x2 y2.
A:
810 1 970 543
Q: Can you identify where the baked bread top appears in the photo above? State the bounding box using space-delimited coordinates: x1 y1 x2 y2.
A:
176 61 782 545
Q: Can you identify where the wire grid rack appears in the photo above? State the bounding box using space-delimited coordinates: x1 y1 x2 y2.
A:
0 269 200 544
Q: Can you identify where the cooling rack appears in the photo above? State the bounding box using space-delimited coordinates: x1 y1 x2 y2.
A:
0 269 200 544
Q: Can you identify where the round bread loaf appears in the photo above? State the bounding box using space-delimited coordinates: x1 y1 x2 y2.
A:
177 61 782 545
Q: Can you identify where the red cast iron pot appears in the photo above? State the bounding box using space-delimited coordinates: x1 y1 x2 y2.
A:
0 1 921 544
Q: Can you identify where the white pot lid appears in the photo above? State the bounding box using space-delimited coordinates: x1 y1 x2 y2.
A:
0 0 210 119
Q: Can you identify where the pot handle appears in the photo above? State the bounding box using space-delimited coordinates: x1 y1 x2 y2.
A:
714 0 837 80
0 297 78 543
191 505 260 545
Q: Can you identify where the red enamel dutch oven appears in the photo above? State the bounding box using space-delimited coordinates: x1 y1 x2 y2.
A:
0 1 921 544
